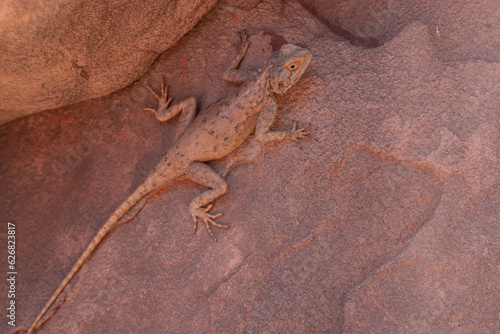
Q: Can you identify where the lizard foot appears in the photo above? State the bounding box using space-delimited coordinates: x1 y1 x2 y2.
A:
232 30 249 57
289 122 315 149
144 76 174 114
191 204 229 242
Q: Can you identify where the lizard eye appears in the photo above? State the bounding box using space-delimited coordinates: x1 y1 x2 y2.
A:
285 60 301 71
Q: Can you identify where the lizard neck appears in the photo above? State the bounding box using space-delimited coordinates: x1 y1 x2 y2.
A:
237 68 272 109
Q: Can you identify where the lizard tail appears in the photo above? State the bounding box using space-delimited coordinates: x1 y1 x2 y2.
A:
27 185 150 334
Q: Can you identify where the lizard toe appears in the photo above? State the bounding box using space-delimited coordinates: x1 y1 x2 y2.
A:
190 206 228 241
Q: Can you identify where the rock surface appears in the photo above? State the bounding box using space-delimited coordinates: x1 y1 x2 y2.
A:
0 0 498 333
0 0 217 125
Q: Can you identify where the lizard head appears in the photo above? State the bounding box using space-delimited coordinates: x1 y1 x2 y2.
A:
266 44 312 95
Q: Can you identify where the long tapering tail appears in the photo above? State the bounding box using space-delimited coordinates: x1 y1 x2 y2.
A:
27 186 150 333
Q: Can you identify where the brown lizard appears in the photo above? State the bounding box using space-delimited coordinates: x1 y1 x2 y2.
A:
27 31 312 333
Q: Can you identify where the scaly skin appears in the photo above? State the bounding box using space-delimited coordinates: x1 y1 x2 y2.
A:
27 30 312 333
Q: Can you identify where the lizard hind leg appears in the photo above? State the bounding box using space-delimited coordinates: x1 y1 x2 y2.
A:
185 161 230 242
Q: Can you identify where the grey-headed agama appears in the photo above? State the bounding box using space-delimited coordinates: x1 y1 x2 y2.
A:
27 31 312 333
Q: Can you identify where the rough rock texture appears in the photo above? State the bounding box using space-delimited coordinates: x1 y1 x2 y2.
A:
1 0 499 333
0 0 217 125
299 0 500 62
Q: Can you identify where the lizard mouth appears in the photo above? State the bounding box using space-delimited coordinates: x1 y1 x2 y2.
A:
277 81 291 94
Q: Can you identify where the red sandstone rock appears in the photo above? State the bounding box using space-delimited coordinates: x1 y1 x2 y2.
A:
0 0 498 333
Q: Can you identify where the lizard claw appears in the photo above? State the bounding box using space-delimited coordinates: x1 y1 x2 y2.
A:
144 77 174 113
191 204 229 242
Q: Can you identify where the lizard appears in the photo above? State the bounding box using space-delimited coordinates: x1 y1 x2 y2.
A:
27 30 312 333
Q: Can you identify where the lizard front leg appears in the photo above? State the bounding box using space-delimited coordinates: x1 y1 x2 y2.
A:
223 30 254 84
144 77 197 141
255 95 312 144
184 161 229 242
